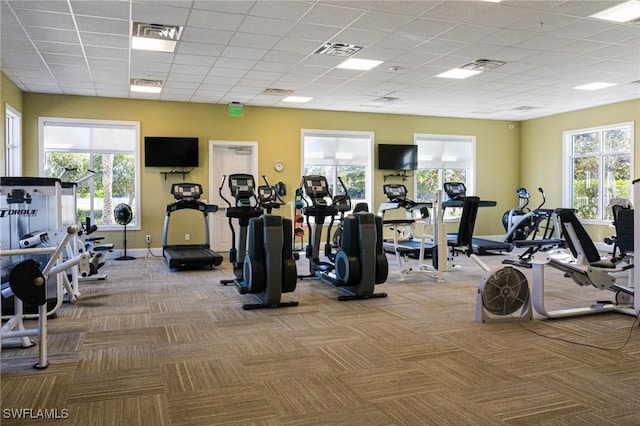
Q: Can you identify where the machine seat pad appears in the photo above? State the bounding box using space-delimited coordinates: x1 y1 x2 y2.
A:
94 244 114 251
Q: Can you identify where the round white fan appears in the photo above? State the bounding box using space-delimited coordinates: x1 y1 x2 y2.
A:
476 265 532 323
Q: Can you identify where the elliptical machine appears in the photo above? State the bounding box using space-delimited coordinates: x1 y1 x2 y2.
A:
219 174 263 286
221 175 298 310
299 175 387 301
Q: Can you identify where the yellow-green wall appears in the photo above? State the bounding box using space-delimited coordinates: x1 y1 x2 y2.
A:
521 99 640 240
19 92 519 248
1 72 24 176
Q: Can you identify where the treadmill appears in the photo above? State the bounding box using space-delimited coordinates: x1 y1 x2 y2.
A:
163 182 224 269
442 182 513 255
378 183 433 259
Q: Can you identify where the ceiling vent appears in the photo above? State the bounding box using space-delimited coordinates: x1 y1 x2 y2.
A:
132 22 183 42
461 59 507 71
262 88 294 96
314 43 363 57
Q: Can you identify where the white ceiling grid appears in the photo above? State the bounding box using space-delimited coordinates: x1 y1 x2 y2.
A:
1 0 639 120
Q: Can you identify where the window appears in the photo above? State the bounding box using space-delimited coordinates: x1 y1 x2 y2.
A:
301 130 373 211
5 104 22 176
414 134 475 218
563 122 633 222
39 118 140 229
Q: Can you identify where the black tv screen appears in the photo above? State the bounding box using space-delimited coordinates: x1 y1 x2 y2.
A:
144 137 199 167
378 144 418 170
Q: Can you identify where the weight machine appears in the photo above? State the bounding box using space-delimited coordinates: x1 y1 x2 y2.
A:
530 209 637 319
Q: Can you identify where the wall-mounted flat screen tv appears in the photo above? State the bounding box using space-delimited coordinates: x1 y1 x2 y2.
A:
378 144 418 170
144 137 199 167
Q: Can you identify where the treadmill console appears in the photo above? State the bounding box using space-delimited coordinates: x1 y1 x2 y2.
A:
383 184 407 201
171 183 202 200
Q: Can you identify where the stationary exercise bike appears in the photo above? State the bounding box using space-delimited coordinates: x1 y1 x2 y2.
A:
299 175 387 301
219 174 263 286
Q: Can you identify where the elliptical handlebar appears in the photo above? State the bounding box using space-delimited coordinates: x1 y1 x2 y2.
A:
258 175 286 213
218 175 232 207
535 187 546 210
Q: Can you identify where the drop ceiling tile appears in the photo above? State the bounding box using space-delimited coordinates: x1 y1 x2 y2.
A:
180 27 234 44
176 41 225 57
85 46 128 60
193 0 255 14
587 26 640 44
26 27 78 43
229 32 281 50
396 18 459 41
70 0 129 20
187 9 244 31
33 41 83 56
222 46 268 61
237 15 295 36
248 0 313 20
439 23 500 43
286 22 342 42
362 13 435 36
273 38 320 55
80 32 129 49
170 64 211 76
423 1 493 23
214 57 258 70
41 53 85 66
75 15 129 34
174 53 216 67
328 28 383 47
301 3 366 27
132 2 191 25
11 9 75 30
260 50 307 65
372 1 434 17
250 61 293 73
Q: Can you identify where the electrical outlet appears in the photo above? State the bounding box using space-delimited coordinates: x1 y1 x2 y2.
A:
185 233 190 241
146 234 151 243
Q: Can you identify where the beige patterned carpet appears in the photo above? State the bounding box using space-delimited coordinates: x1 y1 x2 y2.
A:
2 248 639 425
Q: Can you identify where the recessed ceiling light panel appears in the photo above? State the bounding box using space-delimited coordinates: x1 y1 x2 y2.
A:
436 68 482 79
130 78 164 93
336 58 383 71
282 96 313 103
590 0 640 22
574 82 617 90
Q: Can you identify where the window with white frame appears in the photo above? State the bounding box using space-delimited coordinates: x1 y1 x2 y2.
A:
414 134 475 218
301 130 373 211
563 122 633 222
5 104 22 176
39 117 140 229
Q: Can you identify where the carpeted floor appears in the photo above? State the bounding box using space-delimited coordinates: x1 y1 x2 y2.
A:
2 247 639 425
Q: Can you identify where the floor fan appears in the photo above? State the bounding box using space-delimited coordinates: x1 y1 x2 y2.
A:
476 264 532 323
114 203 135 261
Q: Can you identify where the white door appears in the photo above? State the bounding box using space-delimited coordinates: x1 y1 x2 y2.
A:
208 141 258 252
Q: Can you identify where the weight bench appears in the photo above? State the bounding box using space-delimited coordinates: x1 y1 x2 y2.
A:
530 209 637 319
